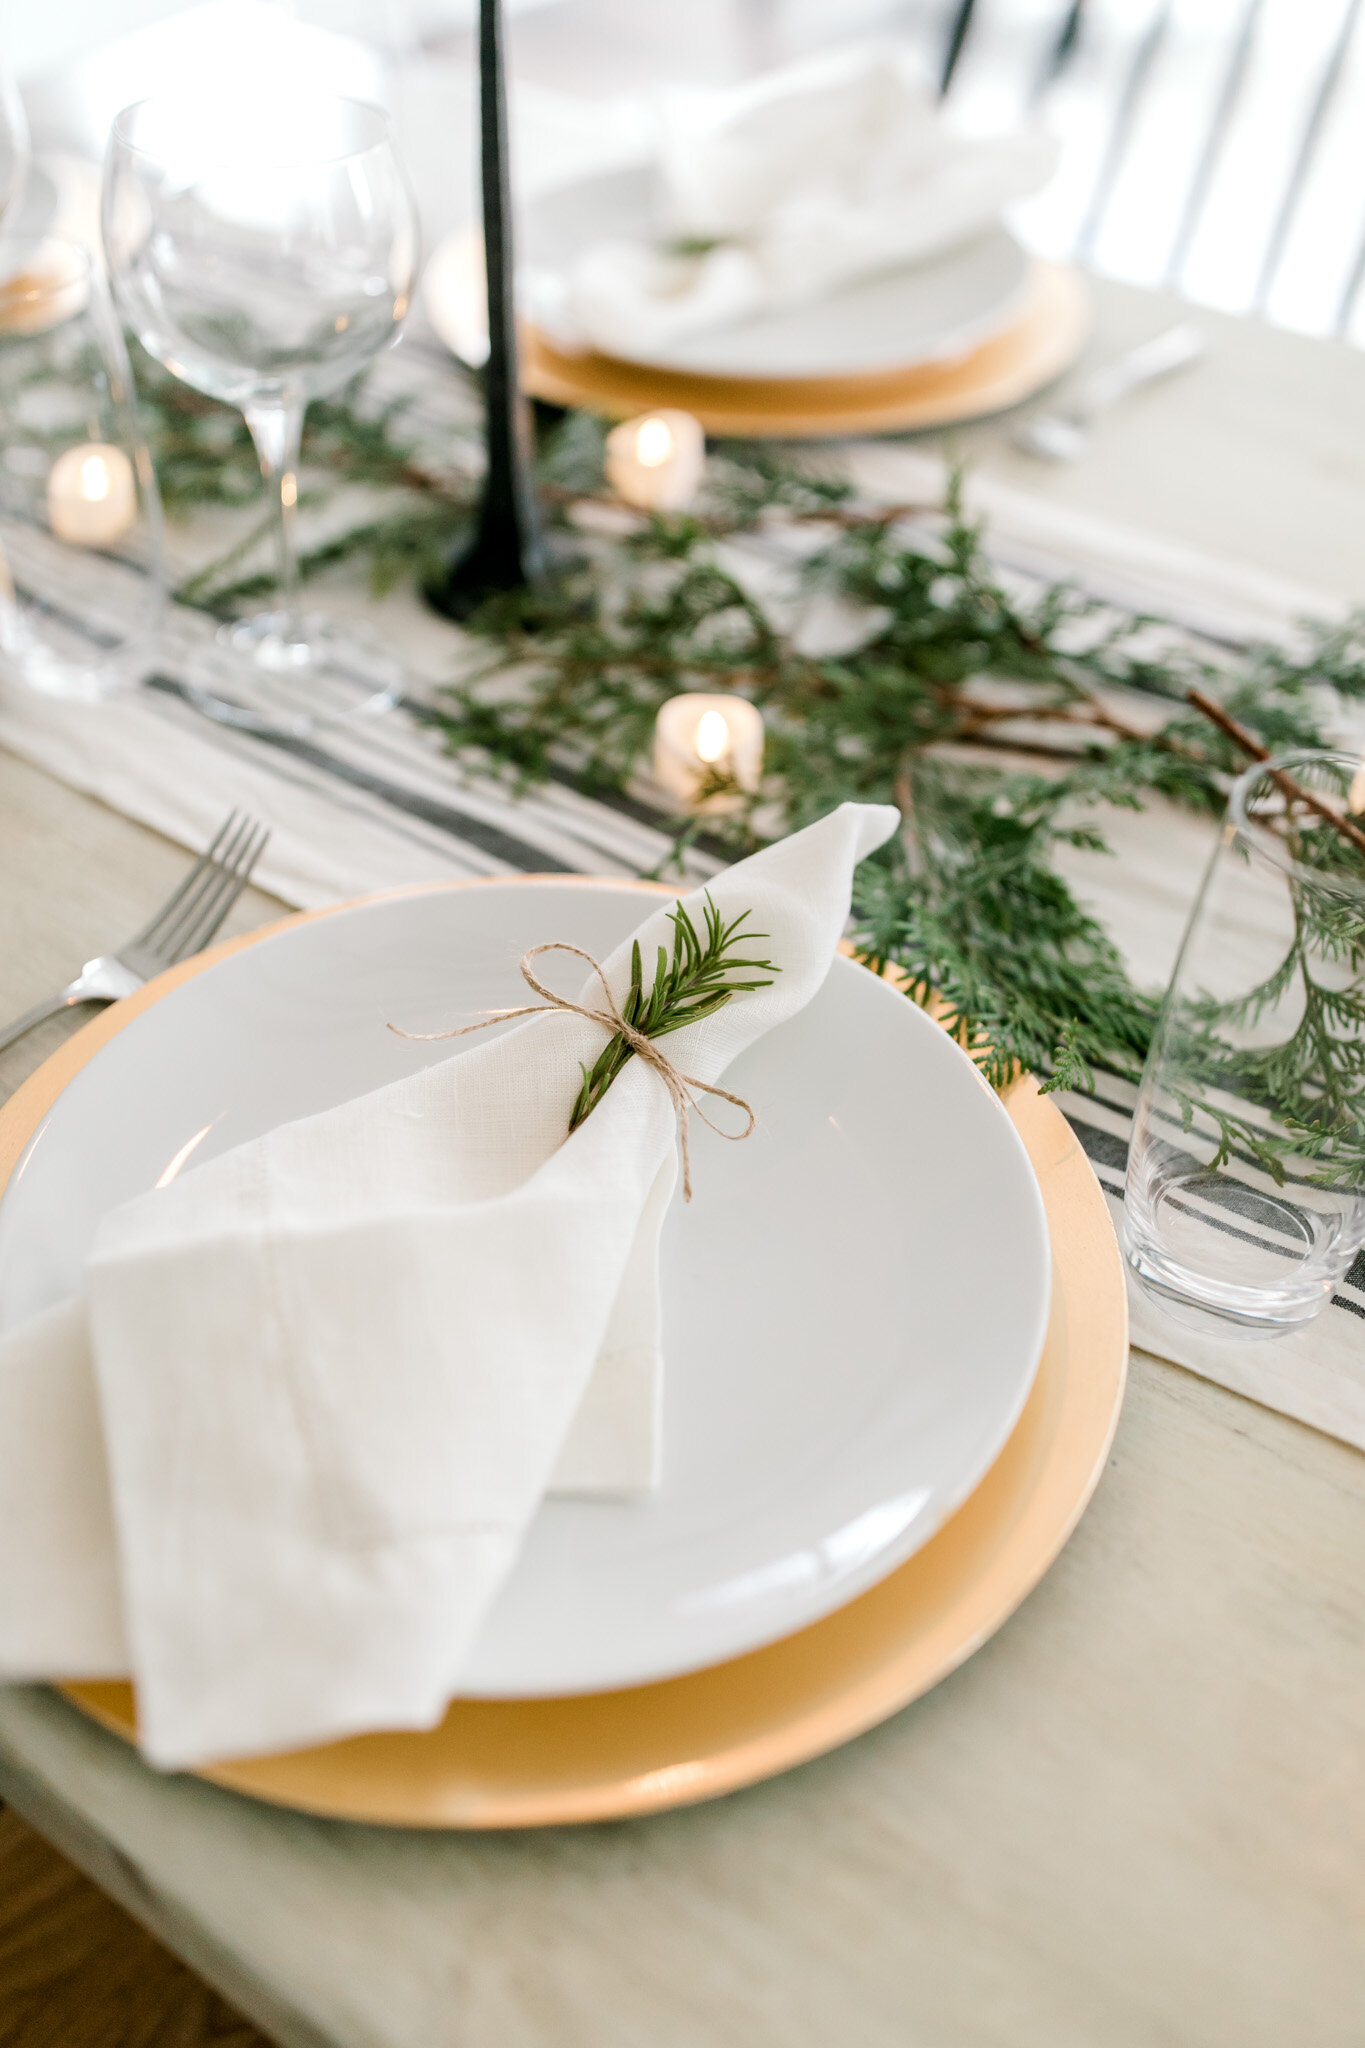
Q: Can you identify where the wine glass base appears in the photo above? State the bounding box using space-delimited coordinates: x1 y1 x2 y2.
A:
187 612 400 737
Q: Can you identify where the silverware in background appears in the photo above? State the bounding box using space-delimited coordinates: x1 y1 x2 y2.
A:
0 810 270 1057
1013 323 1208 463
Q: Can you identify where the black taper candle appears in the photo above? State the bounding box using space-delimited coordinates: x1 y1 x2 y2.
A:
425 0 546 619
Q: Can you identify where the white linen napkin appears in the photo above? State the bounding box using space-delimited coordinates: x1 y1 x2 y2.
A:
526 44 1057 361
0 802 898 1769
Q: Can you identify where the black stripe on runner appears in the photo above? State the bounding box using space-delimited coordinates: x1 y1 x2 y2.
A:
1063 1112 1131 1175
146 673 577 875
399 695 735 862
1069 1113 1365 1323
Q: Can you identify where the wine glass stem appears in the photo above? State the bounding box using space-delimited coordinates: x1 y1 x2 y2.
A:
244 398 304 617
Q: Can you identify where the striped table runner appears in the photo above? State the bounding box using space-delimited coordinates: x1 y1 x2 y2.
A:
2 365 1362 1450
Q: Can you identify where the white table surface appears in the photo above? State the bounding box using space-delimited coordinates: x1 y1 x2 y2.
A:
1 276 1364 2048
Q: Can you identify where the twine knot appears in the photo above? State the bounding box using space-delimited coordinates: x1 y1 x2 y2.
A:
391 941 757 1200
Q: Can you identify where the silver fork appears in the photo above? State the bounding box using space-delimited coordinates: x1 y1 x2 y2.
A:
1012 323 1207 462
0 810 270 1056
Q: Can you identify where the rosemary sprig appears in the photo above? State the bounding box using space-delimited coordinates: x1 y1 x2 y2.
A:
569 896 778 1129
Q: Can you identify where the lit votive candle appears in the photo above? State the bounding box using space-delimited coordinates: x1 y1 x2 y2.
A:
0 248 89 336
47 443 138 548
604 409 706 512
654 692 764 812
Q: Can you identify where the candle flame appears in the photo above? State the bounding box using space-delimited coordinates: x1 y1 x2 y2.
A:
635 417 674 469
695 708 730 763
79 454 111 502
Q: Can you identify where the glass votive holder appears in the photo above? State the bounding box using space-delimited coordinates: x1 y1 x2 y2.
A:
1124 749 1365 1335
0 237 164 700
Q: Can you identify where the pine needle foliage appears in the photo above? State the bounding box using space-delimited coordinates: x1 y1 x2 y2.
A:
436 441 1365 1097
129 353 1365 1099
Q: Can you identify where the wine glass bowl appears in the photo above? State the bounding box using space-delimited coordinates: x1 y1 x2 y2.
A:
103 94 419 733
0 69 29 227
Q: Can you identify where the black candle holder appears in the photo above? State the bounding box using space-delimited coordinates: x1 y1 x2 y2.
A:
425 0 547 621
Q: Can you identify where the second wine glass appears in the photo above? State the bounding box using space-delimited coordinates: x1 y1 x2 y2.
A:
0 68 29 227
103 93 419 734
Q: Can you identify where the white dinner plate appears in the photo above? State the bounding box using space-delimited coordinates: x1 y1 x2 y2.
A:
0 880 1051 1696
516 165 1032 379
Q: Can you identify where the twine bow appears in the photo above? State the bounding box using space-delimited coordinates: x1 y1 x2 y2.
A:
390 941 757 1200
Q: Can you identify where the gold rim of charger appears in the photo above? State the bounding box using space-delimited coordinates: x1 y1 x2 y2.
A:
522 263 1091 438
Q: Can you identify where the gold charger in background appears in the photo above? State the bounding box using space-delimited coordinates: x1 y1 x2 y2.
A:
0 879 1127 1829
523 263 1091 438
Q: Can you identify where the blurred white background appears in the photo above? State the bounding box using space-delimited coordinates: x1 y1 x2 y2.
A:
7 0 1365 343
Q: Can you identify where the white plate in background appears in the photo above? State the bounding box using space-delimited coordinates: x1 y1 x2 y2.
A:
516 165 1032 379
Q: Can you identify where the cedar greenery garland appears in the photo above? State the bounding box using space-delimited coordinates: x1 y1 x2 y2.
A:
128 344 1365 1099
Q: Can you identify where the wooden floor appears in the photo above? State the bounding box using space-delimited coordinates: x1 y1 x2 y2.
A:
0 1808 273 2048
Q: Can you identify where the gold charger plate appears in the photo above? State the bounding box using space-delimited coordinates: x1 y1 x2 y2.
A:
523 262 1091 438
0 879 1127 1828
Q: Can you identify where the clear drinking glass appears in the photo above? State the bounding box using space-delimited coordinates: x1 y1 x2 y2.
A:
102 93 419 735
1124 750 1365 1335
0 238 164 700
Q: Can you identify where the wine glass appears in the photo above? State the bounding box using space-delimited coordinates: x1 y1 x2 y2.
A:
0 69 29 226
0 70 28 232
102 93 419 734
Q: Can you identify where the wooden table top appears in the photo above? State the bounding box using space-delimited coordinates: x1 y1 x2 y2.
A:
1 275 1363 2048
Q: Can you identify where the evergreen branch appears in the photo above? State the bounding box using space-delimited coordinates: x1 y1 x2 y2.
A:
115 349 1365 1109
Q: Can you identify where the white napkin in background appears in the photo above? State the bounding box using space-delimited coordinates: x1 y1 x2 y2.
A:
0 802 898 1770
529 43 1057 360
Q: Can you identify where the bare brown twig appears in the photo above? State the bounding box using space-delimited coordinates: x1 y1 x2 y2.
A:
1186 687 1365 862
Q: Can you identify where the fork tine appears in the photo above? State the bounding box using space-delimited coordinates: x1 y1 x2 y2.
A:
129 810 242 952
162 820 270 964
178 820 272 959
152 813 258 964
154 811 261 962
